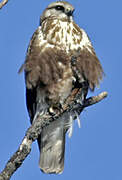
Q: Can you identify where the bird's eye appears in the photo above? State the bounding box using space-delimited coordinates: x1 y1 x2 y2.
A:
55 6 64 11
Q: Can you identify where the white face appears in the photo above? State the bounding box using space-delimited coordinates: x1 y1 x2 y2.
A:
41 1 75 22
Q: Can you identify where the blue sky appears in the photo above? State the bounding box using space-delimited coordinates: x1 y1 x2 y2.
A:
0 0 122 179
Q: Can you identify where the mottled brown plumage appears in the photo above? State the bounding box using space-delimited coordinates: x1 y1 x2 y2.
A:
19 1 103 174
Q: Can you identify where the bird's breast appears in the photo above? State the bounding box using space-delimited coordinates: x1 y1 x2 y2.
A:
42 19 83 53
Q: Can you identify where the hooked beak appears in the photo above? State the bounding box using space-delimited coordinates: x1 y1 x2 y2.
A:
65 8 75 16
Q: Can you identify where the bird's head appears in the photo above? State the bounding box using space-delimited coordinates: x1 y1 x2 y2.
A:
40 1 75 23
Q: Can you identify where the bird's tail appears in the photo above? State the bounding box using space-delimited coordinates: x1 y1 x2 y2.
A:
33 89 73 174
38 119 66 174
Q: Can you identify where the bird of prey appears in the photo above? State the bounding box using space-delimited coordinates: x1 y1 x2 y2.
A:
19 1 103 174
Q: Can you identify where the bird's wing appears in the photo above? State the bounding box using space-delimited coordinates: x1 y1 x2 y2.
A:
70 27 104 91
20 27 73 120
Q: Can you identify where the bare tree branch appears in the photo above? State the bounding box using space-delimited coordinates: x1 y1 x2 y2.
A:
0 0 8 9
83 91 108 107
0 91 107 180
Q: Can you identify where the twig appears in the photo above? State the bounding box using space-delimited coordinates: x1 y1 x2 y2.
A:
84 91 108 107
0 91 107 180
0 0 8 9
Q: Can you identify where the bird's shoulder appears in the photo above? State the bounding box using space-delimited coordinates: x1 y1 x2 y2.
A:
26 26 55 56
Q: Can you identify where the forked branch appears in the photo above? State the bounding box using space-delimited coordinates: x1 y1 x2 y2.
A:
0 91 107 180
